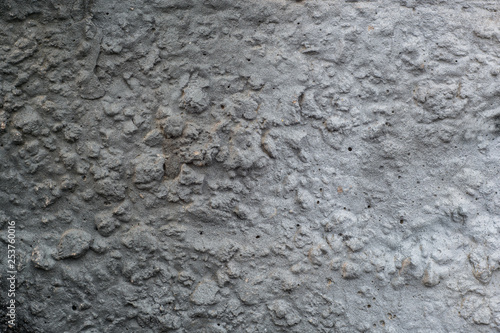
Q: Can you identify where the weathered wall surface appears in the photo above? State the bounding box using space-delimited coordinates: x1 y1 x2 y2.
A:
1 0 500 332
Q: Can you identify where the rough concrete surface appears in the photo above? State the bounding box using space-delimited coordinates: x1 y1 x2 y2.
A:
1 0 500 332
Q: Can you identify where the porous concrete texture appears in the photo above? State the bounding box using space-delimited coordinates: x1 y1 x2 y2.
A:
1 0 500 332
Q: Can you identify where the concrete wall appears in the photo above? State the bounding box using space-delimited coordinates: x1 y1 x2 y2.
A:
1 0 500 332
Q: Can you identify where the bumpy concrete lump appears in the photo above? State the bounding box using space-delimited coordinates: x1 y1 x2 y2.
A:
1 0 500 332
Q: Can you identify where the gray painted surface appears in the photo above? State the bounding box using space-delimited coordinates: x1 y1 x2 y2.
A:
1 0 500 332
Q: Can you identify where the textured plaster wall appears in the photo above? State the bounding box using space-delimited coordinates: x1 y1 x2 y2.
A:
1 0 500 332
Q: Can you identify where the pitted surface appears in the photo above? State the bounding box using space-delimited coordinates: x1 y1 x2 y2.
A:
1 1 500 332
